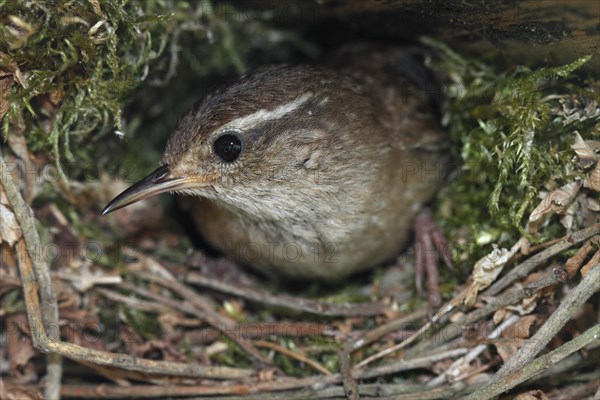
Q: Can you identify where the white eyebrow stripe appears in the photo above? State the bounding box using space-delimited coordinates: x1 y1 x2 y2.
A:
218 92 313 132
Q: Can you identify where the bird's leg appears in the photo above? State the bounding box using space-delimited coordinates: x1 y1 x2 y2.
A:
414 211 454 315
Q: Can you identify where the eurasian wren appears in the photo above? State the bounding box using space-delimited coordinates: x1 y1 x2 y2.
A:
103 45 448 281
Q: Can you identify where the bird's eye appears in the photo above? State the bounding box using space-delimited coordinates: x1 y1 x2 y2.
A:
213 133 242 162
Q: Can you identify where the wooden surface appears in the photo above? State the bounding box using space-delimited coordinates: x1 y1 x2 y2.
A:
254 0 600 73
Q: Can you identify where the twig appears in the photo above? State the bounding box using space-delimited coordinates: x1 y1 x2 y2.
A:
58 381 468 399
384 382 470 400
464 323 600 400
545 379 600 400
353 298 460 369
117 281 200 313
54 270 122 292
13 239 254 379
463 267 567 326
0 154 63 399
530 346 599 383
386 264 565 374
355 348 469 380
227 381 469 400
405 266 567 359
495 263 599 379
518 237 562 257
57 346 473 398
427 314 519 387
565 236 598 277
254 340 332 376
339 343 359 400
118 281 339 342
484 224 600 297
96 288 171 313
347 309 427 351
133 270 275 367
353 319 435 369
336 309 427 398
582 249 600 277
186 271 391 317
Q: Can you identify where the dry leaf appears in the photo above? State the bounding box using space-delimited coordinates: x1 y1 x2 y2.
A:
6 133 29 161
584 161 600 192
571 131 600 166
48 84 65 105
10 335 36 368
205 341 228 356
0 51 27 87
465 241 523 306
89 0 103 16
493 307 508 324
494 292 539 324
495 341 521 363
7 314 38 383
0 185 8 205
60 268 122 292
528 180 582 224
585 196 600 212
566 239 597 278
0 52 27 119
580 250 600 277
0 74 12 120
0 382 44 400
258 368 277 381
0 203 22 246
502 315 538 340
559 196 578 231
432 359 458 379
6 15 37 49
514 390 549 400
473 245 512 287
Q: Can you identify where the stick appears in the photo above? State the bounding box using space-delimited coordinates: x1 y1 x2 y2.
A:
254 340 332 376
186 271 391 317
13 238 253 380
134 270 276 367
339 343 359 400
0 155 63 399
58 381 467 399
495 263 599 379
464 323 600 400
427 314 519 387
405 266 567 359
356 348 469 380
483 225 600 296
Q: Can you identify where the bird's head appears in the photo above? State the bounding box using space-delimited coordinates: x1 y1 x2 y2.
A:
102 65 367 218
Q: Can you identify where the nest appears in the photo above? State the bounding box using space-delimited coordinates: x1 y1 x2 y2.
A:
1 1 599 399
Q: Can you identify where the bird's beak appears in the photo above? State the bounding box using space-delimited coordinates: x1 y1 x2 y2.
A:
101 165 199 215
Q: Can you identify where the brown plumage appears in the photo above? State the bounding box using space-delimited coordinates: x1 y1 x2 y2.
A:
103 45 448 280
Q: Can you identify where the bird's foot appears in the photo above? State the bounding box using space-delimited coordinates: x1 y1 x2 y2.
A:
414 211 454 316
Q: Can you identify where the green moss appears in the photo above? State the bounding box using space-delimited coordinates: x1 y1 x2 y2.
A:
486 55 592 221
1 0 159 174
120 303 159 340
1 288 25 314
423 38 598 263
1 0 309 179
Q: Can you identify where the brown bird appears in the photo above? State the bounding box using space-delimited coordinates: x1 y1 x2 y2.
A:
103 45 449 283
